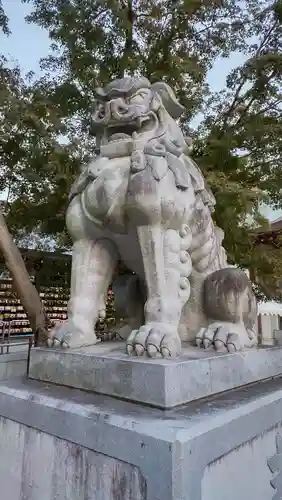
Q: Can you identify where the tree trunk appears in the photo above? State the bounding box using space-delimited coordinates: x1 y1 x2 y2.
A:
0 210 49 345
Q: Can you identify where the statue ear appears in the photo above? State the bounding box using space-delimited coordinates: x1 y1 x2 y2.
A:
151 82 185 119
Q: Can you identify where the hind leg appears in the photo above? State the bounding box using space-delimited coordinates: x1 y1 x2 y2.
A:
196 268 257 352
196 322 257 352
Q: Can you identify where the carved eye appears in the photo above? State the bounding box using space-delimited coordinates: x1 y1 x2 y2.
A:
130 90 150 104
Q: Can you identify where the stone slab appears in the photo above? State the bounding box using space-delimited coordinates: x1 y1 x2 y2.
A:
0 347 28 380
0 416 145 500
29 342 282 408
1 376 282 499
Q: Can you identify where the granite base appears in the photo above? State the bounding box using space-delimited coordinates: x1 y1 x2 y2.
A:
0 376 281 499
29 342 282 408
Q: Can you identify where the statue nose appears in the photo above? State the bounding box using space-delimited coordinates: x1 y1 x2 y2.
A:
109 98 129 116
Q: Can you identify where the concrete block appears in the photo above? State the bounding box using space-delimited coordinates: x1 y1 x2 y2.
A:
29 342 282 408
0 416 145 500
0 376 282 499
0 348 28 380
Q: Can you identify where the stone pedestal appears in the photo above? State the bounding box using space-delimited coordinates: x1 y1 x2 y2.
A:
0 344 282 499
0 347 28 380
29 342 282 408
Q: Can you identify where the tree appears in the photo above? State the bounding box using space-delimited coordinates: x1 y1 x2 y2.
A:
0 52 79 242
3 0 282 293
0 3 53 342
0 0 9 35
193 0 282 283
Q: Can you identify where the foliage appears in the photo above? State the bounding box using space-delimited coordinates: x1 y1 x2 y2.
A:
0 0 282 289
0 0 9 35
194 0 282 272
0 54 81 241
250 240 282 300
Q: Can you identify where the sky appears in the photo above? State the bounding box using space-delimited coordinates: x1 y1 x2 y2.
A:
1 0 281 222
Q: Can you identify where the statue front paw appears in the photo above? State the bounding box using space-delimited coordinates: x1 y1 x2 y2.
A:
46 320 100 349
126 322 181 358
195 322 257 353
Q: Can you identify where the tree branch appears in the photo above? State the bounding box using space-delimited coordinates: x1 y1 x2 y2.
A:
231 68 278 130
118 0 134 78
219 18 279 132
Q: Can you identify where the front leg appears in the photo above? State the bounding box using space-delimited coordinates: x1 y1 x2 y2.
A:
126 225 191 358
47 238 117 348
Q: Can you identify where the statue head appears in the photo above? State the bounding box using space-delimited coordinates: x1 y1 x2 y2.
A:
70 76 209 206
91 76 187 157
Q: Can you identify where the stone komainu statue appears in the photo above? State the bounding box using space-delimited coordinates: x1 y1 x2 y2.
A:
48 76 257 357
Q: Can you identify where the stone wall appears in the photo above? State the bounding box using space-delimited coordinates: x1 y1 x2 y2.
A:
202 426 280 500
0 417 146 500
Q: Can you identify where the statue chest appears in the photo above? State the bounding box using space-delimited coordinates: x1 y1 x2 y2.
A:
81 156 131 232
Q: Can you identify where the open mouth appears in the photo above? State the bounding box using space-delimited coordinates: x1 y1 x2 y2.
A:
107 116 152 143
108 124 138 142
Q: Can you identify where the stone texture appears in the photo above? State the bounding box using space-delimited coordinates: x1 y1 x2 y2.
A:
29 342 282 408
0 349 28 380
1 376 282 499
0 416 146 500
47 76 257 357
201 428 277 500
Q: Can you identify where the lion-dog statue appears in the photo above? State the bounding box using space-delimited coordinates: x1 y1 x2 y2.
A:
47 76 257 357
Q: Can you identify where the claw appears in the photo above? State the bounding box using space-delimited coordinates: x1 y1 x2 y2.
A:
214 340 227 352
135 344 145 356
227 342 236 353
147 344 158 357
195 321 255 352
195 337 202 348
46 320 98 349
195 327 205 348
47 338 53 348
226 333 241 352
203 338 212 349
160 347 170 358
125 323 181 358
126 344 134 355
